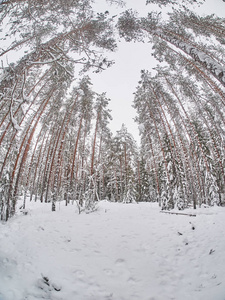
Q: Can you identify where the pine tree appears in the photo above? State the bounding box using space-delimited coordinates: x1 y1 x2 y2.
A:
136 157 150 202
0 0 119 219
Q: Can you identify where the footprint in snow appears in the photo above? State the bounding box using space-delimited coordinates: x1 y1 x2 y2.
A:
74 248 82 252
103 268 114 276
115 258 125 265
74 269 85 278
127 276 137 284
94 250 101 254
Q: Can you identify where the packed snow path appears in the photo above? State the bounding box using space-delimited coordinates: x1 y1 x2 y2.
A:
0 201 225 300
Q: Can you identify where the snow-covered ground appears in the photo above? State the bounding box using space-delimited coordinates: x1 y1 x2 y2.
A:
0 200 225 300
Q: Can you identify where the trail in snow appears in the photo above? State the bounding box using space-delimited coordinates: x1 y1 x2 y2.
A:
0 201 225 300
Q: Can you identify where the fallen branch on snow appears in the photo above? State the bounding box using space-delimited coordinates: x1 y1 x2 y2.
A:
160 211 196 217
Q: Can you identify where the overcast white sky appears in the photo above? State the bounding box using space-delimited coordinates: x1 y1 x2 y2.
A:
91 0 225 144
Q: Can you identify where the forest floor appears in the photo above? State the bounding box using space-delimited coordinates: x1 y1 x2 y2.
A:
0 200 225 300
